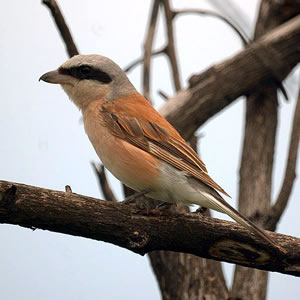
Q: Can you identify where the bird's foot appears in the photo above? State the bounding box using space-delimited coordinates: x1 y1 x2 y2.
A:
121 190 149 205
135 201 173 216
195 206 208 215
155 201 173 210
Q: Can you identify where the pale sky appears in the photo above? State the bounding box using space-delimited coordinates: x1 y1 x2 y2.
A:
0 1 299 299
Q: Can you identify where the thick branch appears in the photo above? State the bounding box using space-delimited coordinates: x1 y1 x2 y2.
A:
42 0 79 57
0 180 299 276
159 15 300 140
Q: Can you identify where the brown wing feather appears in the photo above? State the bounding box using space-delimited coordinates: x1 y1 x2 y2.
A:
101 96 231 197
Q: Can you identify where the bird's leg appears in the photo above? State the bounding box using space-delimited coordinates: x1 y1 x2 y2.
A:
122 190 149 205
196 206 208 214
155 201 173 210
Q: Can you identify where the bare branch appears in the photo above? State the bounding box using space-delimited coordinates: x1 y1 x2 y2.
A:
173 9 249 46
143 0 160 102
270 87 300 229
42 0 79 57
161 0 181 91
123 46 166 73
0 180 299 276
91 162 117 202
159 16 300 140
157 89 169 100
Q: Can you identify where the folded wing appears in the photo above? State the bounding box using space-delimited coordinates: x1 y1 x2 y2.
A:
101 97 230 197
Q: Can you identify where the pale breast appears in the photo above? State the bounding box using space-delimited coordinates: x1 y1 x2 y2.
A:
83 100 160 192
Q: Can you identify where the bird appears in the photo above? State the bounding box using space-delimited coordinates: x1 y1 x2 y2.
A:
39 54 281 252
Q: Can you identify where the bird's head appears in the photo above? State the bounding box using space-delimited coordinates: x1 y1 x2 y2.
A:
39 54 136 111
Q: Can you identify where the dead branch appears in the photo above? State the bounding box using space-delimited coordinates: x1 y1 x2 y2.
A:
161 0 181 91
42 0 79 57
0 180 299 276
159 15 300 140
173 9 249 46
269 87 300 229
91 163 117 202
142 0 160 102
124 47 166 73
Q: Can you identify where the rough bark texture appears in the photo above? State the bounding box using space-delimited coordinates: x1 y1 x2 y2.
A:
230 1 300 299
149 250 228 300
0 180 299 277
149 206 229 300
159 15 300 140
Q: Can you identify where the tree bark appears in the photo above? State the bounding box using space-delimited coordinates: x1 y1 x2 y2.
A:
159 14 300 140
148 205 228 300
230 1 300 299
149 251 228 300
0 180 299 277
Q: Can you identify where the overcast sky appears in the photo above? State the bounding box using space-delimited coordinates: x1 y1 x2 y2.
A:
0 1 299 299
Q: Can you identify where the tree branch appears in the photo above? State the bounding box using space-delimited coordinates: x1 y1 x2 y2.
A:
173 9 249 46
159 15 300 140
161 0 181 91
91 163 117 202
142 0 160 102
269 86 300 229
123 47 166 73
42 0 79 57
0 180 299 276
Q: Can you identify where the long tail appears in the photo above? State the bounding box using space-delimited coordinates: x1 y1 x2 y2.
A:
202 191 286 254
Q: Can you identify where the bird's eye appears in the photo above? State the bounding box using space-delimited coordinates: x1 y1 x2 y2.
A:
78 66 92 76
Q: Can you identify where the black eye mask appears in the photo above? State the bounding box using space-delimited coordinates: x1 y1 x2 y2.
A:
59 65 112 83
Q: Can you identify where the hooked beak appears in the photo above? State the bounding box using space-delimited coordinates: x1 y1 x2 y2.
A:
39 69 72 84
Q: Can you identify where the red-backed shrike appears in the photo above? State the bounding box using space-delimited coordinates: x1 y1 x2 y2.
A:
40 54 280 251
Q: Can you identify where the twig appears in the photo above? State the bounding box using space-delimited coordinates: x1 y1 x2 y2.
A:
161 0 181 91
124 47 166 73
91 162 117 202
143 0 160 102
42 0 79 57
157 89 169 100
173 9 249 46
65 185 72 193
270 87 300 229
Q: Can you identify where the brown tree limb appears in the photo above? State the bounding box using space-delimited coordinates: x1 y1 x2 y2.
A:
161 0 181 91
42 0 79 57
159 15 300 140
269 86 300 230
142 0 160 102
91 163 117 202
0 180 299 276
149 250 229 300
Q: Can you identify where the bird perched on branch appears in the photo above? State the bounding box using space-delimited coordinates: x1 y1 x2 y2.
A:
40 54 281 252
